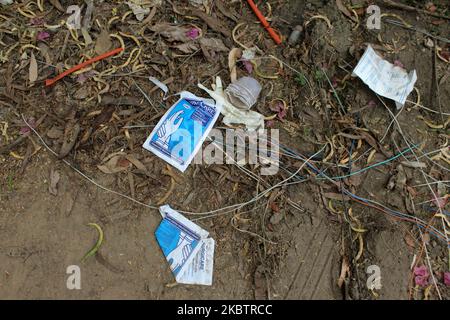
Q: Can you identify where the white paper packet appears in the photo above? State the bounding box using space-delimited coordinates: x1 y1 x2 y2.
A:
155 205 215 286
352 45 417 109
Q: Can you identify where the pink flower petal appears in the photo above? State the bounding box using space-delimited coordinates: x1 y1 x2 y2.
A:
432 196 448 209
20 118 36 135
444 272 450 286
186 28 200 40
415 275 429 287
30 17 45 26
414 265 429 277
266 120 275 128
394 60 404 68
242 60 253 74
37 31 50 41
278 108 287 120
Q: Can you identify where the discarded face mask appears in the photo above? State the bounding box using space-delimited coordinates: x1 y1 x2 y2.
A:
352 45 417 109
198 76 265 131
142 91 220 172
225 76 262 110
155 205 215 286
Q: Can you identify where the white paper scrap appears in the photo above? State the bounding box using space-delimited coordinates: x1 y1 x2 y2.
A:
155 205 215 286
353 45 417 109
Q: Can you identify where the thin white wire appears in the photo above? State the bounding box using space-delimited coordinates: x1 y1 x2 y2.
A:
380 98 447 299
22 115 160 211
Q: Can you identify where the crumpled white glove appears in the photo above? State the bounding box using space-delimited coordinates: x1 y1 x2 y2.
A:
198 76 265 132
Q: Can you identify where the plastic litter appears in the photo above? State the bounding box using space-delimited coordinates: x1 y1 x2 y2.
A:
155 205 214 286
225 76 262 110
142 91 220 172
0 0 13 4
198 76 265 131
288 25 303 46
352 45 417 109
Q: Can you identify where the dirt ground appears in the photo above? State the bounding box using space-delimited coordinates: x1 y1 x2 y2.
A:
0 0 449 300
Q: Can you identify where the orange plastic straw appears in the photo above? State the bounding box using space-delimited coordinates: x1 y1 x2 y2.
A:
45 47 124 86
246 0 282 45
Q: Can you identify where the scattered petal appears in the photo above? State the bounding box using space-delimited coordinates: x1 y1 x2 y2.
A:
37 31 50 41
415 275 429 287
414 265 429 277
444 272 450 286
186 28 200 40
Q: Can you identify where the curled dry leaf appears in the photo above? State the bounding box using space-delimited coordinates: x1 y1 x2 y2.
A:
95 28 112 55
338 256 350 288
150 24 201 42
29 52 38 83
58 122 81 159
228 48 242 83
48 0 64 12
97 153 131 174
126 2 150 21
200 37 229 62
336 0 356 22
48 169 60 196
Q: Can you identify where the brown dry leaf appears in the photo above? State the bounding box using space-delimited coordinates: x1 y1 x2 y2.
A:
46 126 63 139
228 48 242 83
337 257 350 288
125 154 147 172
95 28 112 55
150 24 201 42
199 37 228 51
98 154 131 174
58 122 81 159
173 42 199 53
29 52 38 83
188 9 230 37
200 37 229 62
404 233 415 249
253 266 267 299
49 0 64 12
38 42 52 66
216 0 239 22
49 169 60 196
336 0 356 21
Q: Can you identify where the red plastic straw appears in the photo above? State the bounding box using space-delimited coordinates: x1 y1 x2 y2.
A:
246 0 282 45
45 47 124 86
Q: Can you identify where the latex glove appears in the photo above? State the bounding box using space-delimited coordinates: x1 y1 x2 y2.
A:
198 77 264 131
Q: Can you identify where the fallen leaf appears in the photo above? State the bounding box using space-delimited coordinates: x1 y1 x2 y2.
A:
48 0 64 12
228 48 242 83
173 42 199 53
37 31 50 41
47 126 63 139
98 153 131 174
150 24 201 42
59 122 81 159
336 0 356 21
95 28 112 55
404 233 415 249
49 169 60 196
338 257 350 288
29 52 38 83
199 37 228 51
126 2 150 21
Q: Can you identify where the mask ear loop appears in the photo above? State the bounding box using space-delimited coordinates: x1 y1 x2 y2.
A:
149 77 204 103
